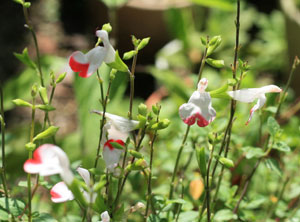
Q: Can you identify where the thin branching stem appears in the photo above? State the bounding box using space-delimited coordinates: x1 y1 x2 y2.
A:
94 78 113 169
145 110 160 220
0 85 8 198
22 6 44 87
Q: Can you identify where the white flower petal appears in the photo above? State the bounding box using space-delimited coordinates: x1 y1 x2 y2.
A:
76 167 91 187
96 30 115 64
246 94 266 125
50 182 74 203
92 111 138 132
100 211 110 222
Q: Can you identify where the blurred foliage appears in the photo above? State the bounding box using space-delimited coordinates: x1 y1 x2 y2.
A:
2 0 300 221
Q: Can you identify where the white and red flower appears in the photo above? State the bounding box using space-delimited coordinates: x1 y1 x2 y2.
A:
23 144 74 184
179 78 216 127
50 167 97 203
103 139 125 172
50 182 74 203
69 30 115 78
228 85 282 125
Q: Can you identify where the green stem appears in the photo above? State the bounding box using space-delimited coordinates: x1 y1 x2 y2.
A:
168 125 190 201
197 42 209 84
27 97 36 222
128 52 138 120
0 85 9 198
94 78 113 169
145 111 160 220
276 56 299 118
22 6 44 87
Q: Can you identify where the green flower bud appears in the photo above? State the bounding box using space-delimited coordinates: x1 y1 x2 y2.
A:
219 157 234 168
23 2 31 8
137 37 150 51
207 36 221 56
33 126 59 142
31 83 38 98
128 149 144 159
138 103 148 116
25 142 36 152
152 104 160 115
102 23 112 33
56 72 67 84
131 35 140 47
36 104 56 112
123 50 137 60
12 99 32 108
206 58 225 68
110 69 117 81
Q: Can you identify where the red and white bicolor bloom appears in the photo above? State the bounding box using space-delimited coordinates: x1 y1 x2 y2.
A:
100 211 110 222
69 30 115 78
228 85 282 125
50 167 97 203
103 139 125 172
50 182 74 203
23 144 74 184
179 78 216 127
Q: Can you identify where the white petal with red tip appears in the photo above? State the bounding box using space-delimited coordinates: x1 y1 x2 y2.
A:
50 182 74 203
69 30 115 78
23 144 74 184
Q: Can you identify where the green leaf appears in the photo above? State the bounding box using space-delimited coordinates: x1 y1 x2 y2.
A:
273 141 291 152
32 213 57 222
214 209 238 221
12 99 32 107
196 147 206 178
107 51 128 72
68 179 87 207
267 116 280 137
18 180 33 188
206 58 225 68
13 48 36 69
219 157 234 168
242 146 265 159
0 197 25 218
92 195 107 214
36 104 56 111
137 37 150 50
265 158 282 177
33 126 59 142
167 198 186 205
114 204 125 222
39 86 49 104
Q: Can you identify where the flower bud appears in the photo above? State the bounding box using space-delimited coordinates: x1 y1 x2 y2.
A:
123 50 137 60
219 157 234 168
25 142 36 152
206 58 225 68
137 37 150 51
128 149 144 159
12 99 32 108
31 84 38 98
56 72 67 84
138 103 148 116
33 126 59 142
102 23 112 33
